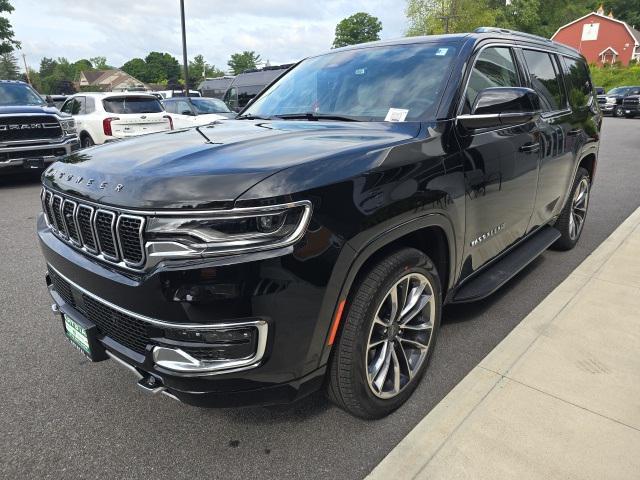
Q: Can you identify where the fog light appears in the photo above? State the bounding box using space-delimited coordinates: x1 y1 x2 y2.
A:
164 326 255 345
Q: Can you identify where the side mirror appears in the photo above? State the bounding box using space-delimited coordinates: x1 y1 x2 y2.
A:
458 87 541 130
45 95 55 107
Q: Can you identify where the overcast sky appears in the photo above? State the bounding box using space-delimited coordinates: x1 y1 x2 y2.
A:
10 0 409 72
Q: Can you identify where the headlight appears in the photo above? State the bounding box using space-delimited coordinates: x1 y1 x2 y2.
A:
605 97 616 104
145 201 312 258
60 118 77 135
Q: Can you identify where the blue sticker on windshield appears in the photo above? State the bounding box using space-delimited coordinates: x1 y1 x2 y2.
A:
436 48 448 56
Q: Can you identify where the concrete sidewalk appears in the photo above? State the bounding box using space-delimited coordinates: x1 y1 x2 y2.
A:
368 207 640 480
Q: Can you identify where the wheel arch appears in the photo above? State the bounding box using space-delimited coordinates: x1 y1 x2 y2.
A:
315 213 457 368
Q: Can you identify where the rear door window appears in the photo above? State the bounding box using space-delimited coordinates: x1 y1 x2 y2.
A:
522 50 567 112
562 56 592 109
103 96 163 114
464 47 519 113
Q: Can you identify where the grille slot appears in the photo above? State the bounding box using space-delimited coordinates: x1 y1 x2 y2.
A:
62 200 80 244
0 115 62 141
51 195 67 238
77 205 97 252
82 295 151 355
117 215 145 266
95 210 119 260
48 268 77 308
42 188 146 269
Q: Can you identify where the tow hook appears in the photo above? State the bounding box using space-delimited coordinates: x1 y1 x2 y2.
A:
137 374 166 394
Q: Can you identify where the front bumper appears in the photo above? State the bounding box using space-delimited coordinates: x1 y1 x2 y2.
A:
599 103 616 113
0 137 79 174
38 213 339 407
622 104 640 115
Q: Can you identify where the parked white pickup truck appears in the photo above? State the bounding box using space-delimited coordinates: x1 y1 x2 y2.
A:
60 92 173 147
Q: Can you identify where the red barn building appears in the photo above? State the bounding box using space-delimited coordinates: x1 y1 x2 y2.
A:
552 6 640 66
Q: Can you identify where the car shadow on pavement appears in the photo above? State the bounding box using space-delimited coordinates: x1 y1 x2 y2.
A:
0 172 43 188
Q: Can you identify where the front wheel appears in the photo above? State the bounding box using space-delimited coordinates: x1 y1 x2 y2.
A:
614 105 625 117
552 167 590 250
81 134 95 149
326 248 441 419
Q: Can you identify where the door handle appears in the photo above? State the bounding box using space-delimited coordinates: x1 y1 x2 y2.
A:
519 143 540 153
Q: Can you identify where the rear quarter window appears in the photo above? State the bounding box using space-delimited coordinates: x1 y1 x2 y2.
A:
562 56 592 110
103 96 163 114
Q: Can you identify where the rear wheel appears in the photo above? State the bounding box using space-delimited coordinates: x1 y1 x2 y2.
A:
552 167 590 250
326 248 441 419
81 134 94 149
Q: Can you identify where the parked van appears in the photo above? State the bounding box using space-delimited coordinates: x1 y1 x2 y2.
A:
223 64 293 111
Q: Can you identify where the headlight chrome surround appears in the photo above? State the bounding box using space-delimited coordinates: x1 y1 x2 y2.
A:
60 118 77 135
145 200 313 264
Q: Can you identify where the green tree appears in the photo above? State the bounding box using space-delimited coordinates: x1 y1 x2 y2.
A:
332 12 382 48
0 51 19 79
495 0 540 33
406 0 498 35
227 51 261 75
0 0 19 54
144 51 181 83
188 54 225 86
39 57 57 78
90 56 108 69
606 0 640 28
121 57 148 81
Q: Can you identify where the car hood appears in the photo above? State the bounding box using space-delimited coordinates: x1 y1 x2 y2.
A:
0 105 66 116
43 120 422 209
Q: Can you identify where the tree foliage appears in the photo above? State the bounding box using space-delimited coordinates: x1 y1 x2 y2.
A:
405 0 640 37
0 51 19 79
90 56 109 69
590 62 640 91
121 51 181 84
189 54 224 87
227 51 261 75
0 0 19 55
332 12 383 48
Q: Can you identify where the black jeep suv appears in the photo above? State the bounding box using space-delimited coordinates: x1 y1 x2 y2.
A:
38 28 600 419
1 80 79 175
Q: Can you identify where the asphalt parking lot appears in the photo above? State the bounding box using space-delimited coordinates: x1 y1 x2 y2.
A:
1 117 639 480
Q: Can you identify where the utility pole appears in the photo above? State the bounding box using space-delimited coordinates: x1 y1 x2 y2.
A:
180 0 189 94
21 51 31 84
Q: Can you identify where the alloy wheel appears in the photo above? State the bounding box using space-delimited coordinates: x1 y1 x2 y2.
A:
569 177 589 240
365 273 435 399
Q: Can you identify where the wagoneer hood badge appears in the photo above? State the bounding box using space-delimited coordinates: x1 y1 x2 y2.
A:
45 167 124 192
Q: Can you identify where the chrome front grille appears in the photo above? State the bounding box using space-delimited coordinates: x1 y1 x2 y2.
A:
42 188 146 269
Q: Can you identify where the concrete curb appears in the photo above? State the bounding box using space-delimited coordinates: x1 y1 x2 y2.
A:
367 206 640 480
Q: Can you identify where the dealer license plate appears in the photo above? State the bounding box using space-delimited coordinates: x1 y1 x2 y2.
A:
64 314 91 355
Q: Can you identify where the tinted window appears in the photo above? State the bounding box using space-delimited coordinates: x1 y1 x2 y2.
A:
245 43 459 121
465 47 519 113
562 56 592 109
103 96 163 114
523 50 566 112
225 87 238 109
175 100 192 115
237 85 264 108
191 98 231 114
61 98 82 115
0 82 44 106
163 101 177 114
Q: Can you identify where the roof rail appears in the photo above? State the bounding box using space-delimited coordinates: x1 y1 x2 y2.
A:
474 27 553 43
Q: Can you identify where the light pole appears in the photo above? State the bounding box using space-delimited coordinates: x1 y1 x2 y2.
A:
180 0 189 94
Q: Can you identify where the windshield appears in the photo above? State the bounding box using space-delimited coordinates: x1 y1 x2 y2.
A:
244 43 459 121
103 96 163 114
191 98 231 114
0 83 45 107
607 87 630 95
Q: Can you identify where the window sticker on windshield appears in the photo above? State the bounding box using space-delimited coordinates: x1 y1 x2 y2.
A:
355 68 366 75
436 48 449 56
384 108 409 122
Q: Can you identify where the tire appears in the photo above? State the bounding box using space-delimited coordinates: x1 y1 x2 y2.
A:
614 105 624 117
552 167 590 251
81 134 94 149
326 248 441 419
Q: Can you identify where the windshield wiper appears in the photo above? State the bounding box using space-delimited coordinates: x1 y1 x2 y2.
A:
236 113 272 120
274 113 361 122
